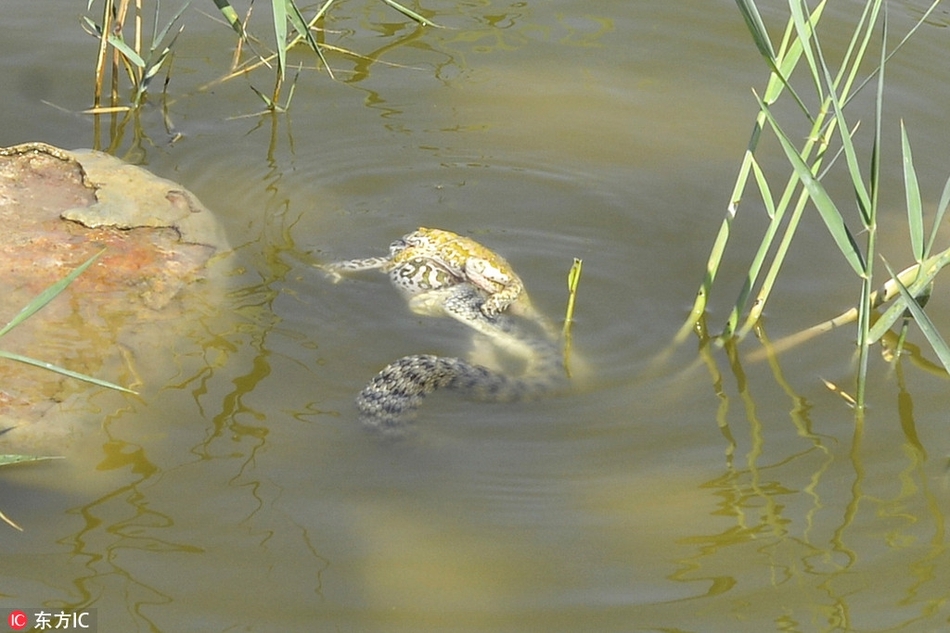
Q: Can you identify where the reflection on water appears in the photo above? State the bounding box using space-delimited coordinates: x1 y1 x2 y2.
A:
3 0 950 631
646 328 950 631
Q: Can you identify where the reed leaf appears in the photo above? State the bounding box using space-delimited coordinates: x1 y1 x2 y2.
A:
562 258 583 375
900 121 924 262
0 351 137 394
927 172 950 258
284 0 318 54
150 1 191 55
212 0 245 36
749 154 776 219
0 249 138 395
867 247 950 343
883 258 950 372
0 454 62 467
755 94 866 278
271 0 288 81
788 0 824 102
812 24 874 227
379 0 440 28
679 0 826 340
0 250 104 339
735 0 775 61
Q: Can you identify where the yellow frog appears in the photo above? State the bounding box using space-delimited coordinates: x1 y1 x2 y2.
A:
324 227 556 338
389 227 523 316
323 227 566 430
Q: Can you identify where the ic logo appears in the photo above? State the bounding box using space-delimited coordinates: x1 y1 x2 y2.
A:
7 610 28 630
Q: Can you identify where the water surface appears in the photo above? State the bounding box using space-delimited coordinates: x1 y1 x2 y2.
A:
2 1 950 631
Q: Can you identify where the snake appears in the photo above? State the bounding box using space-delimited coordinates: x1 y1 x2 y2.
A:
324 230 567 434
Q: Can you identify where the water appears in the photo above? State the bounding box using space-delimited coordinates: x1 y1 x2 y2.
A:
2 0 950 631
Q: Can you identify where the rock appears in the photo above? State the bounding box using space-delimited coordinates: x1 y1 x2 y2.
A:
0 142 228 455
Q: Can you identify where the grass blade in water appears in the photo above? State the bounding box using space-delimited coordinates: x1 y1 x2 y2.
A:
0 250 104 339
883 259 950 372
901 122 924 261
0 350 137 394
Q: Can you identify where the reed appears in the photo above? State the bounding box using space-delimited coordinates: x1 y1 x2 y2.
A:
562 258 583 373
84 0 189 111
83 0 438 118
680 0 949 409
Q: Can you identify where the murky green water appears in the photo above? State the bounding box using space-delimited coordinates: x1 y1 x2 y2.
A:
3 0 950 631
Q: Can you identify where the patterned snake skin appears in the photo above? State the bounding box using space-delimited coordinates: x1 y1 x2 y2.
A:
324 228 566 433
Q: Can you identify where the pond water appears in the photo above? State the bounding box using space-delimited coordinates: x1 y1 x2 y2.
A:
2 0 950 631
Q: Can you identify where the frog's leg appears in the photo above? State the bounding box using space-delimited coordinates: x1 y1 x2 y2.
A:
464 257 524 316
321 256 392 283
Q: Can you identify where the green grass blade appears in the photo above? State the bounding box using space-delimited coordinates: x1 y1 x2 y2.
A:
679 2 826 338
145 0 189 54
721 155 784 339
0 250 104 339
748 11 814 120
81 15 103 37
108 33 146 69
563 258 583 334
788 0 824 101
867 247 950 342
749 153 776 219
272 0 288 80
249 84 276 109
82 16 145 68
562 258 583 374
927 172 950 258
152 1 191 49
0 454 63 467
813 32 873 226
0 350 137 394
870 2 887 221
285 0 322 56
314 0 337 22
882 259 950 372
847 0 940 104
735 0 776 61
756 94 866 278
378 0 439 28
901 121 924 262
212 0 245 36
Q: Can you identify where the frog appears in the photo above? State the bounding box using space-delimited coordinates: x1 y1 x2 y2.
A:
388 227 524 317
323 227 555 337
323 227 567 432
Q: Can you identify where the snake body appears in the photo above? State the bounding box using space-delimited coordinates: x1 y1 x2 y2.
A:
354 283 565 433
324 228 566 434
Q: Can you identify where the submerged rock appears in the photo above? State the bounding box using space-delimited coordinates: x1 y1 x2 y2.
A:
0 142 228 454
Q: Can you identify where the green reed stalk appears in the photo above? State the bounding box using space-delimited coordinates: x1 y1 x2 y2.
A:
562 258 583 374
210 0 438 108
85 0 189 110
732 0 886 340
684 0 948 408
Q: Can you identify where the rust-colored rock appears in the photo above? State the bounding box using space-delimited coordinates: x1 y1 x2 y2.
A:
0 142 227 453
